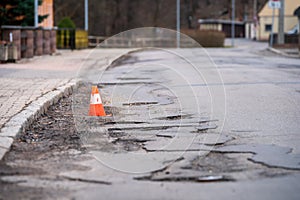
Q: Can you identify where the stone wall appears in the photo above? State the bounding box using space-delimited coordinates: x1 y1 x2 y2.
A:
0 26 56 61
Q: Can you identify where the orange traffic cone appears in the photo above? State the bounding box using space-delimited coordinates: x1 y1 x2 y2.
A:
88 86 106 116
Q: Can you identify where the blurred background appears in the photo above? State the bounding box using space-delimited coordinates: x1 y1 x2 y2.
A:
0 0 299 60
53 0 267 36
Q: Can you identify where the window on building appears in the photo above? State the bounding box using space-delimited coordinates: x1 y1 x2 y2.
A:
265 24 272 32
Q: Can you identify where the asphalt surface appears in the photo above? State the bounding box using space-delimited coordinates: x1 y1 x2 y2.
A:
1 39 300 199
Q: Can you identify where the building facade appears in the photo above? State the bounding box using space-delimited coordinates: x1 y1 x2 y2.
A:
38 0 54 28
258 0 300 40
198 19 245 38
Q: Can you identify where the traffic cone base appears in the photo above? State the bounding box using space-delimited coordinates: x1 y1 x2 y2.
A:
89 86 106 116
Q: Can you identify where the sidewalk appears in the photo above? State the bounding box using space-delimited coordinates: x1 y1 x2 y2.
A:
0 48 130 159
225 38 299 58
267 46 300 58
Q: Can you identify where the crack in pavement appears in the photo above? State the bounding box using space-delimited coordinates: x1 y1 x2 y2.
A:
215 144 300 170
59 175 112 185
135 174 234 183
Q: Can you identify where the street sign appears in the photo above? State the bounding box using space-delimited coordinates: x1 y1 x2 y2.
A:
268 0 281 9
268 0 281 47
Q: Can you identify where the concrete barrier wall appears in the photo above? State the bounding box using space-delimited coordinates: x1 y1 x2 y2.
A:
21 30 34 58
35 30 44 56
50 30 56 54
75 30 88 49
0 26 56 60
43 30 51 55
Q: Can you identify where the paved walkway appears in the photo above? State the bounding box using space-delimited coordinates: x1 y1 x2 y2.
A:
0 50 89 129
225 38 300 58
0 78 69 129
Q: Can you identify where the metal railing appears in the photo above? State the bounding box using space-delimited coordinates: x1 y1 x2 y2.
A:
88 35 197 48
269 33 299 47
88 36 107 47
56 28 76 50
56 29 88 50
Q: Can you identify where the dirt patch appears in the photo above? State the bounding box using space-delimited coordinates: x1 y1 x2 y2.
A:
9 96 85 160
0 95 90 199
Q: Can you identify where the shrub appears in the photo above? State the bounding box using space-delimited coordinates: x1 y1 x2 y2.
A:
57 17 76 29
57 17 76 49
181 29 225 47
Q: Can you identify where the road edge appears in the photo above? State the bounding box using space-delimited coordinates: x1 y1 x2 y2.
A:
0 49 134 161
0 80 78 160
267 47 300 58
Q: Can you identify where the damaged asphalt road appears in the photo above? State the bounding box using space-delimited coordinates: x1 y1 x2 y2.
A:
1 47 300 199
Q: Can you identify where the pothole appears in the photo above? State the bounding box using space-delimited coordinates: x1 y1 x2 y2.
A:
135 151 296 183
117 77 151 81
156 114 192 121
104 121 146 125
135 174 234 183
184 152 247 173
111 138 147 151
98 81 158 86
122 101 158 106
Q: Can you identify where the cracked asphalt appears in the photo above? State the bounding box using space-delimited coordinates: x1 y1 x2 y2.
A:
1 39 300 200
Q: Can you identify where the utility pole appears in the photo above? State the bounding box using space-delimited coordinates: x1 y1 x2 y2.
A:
253 0 257 21
270 6 275 47
177 0 180 48
34 0 38 27
278 0 285 44
85 0 89 31
231 0 235 46
253 0 257 40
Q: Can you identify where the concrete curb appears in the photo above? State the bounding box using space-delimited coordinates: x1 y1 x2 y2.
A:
0 49 133 161
267 47 300 58
0 80 78 160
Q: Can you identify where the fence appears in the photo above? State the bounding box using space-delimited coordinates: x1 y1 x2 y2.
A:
0 26 56 61
56 28 75 50
88 36 107 47
56 29 88 49
88 36 198 48
270 33 299 47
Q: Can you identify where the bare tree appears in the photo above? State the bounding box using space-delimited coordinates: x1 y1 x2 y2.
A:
54 0 269 36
